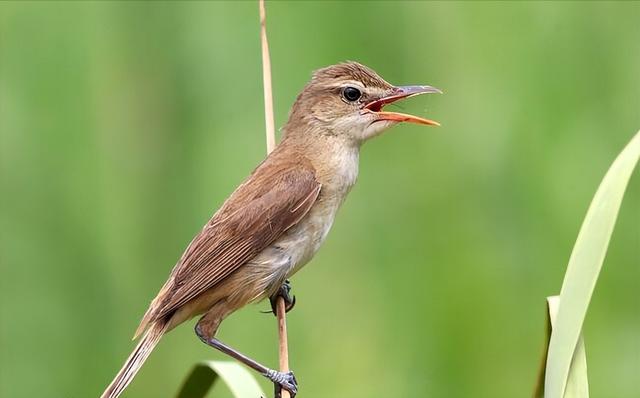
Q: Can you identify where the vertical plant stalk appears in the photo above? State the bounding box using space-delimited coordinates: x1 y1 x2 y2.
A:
259 1 291 398
260 0 276 154
277 298 290 375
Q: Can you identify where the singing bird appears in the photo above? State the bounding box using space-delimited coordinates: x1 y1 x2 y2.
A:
101 62 441 398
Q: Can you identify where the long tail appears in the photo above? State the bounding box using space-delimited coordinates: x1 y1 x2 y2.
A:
100 320 168 398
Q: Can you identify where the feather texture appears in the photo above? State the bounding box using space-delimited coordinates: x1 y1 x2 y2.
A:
134 145 321 338
101 321 168 398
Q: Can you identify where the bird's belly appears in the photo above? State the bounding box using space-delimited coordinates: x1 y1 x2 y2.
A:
282 199 339 272
246 195 342 297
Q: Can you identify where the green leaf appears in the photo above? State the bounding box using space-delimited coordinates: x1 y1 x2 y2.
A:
534 296 589 398
544 131 640 398
176 360 266 398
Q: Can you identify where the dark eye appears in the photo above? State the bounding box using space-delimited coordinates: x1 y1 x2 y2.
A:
342 86 361 102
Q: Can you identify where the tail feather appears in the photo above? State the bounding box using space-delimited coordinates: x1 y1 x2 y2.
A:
134 279 173 340
101 320 168 398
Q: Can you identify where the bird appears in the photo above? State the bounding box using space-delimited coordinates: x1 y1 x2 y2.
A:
100 61 441 398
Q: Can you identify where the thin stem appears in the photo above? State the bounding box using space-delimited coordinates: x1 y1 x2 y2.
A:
259 1 290 397
259 0 276 154
277 298 289 374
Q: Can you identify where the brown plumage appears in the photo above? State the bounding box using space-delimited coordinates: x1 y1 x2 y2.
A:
135 147 321 338
101 62 440 398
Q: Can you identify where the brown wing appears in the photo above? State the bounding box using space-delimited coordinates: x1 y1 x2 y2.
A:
135 151 321 337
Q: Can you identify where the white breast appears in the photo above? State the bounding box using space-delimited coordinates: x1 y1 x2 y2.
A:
250 144 360 284
287 145 359 270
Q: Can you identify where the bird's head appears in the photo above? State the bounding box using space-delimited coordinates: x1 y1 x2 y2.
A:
284 62 441 144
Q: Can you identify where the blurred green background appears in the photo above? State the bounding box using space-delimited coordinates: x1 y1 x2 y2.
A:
1 1 638 397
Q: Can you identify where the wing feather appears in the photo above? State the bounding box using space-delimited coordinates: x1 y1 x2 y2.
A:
135 151 321 336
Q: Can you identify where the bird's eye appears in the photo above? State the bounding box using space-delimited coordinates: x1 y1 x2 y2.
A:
342 86 361 102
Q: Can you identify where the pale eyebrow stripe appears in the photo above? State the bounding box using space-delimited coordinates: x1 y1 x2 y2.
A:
338 80 365 89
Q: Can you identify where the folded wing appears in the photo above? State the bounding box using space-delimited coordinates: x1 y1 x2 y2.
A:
135 153 321 338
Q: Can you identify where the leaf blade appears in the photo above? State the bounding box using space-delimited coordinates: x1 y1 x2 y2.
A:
544 131 640 398
546 296 589 398
176 360 266 398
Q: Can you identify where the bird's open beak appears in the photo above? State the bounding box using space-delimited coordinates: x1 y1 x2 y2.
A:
364 85 442 126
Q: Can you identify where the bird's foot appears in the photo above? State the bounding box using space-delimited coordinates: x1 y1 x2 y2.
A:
267 369 298 398
269 279 296 315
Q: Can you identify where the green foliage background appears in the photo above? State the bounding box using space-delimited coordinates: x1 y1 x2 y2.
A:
0 2 638 397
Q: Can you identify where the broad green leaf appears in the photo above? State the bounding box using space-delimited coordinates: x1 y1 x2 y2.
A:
544 131 640 398
176 360 265 398
534 296 589 398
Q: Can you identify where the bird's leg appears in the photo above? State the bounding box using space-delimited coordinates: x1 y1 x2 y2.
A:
195 321 298 397
269 279 296 316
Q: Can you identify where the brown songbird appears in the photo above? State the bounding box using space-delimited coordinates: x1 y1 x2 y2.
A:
101 62 441 398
